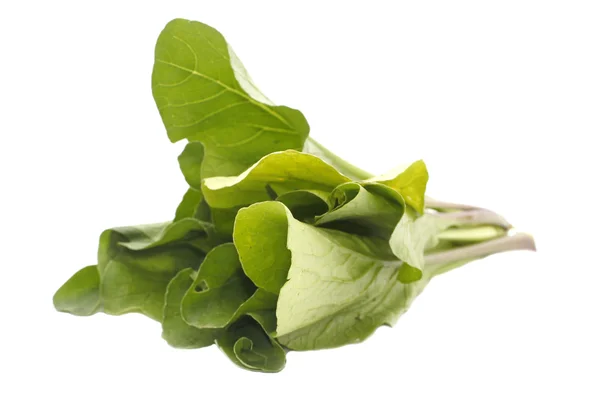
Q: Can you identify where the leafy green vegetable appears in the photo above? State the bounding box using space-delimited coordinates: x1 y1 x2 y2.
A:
234 201 430 349
54 17 535 373
152 19 309 178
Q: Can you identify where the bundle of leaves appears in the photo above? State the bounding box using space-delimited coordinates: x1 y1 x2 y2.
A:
54 19 535 373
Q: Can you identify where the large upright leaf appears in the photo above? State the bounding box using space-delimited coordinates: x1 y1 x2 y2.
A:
152 19 310 178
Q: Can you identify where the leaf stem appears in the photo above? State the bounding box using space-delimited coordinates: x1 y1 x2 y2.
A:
425 196 483 211
436 226 506 243
435 209 513 230
304 138 374 181
424 232 536 267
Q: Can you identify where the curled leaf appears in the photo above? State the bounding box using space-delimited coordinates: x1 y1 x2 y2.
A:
162 268 220 348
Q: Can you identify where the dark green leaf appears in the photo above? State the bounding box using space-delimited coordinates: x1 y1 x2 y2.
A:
216 316 286 373
174 188 211 222
53 265 101 316
162 268 220 348
276 189 329 221
178 141 204 190
94 220 214 321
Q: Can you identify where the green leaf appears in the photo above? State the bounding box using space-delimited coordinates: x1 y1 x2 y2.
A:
181 244 255 329
233 202 291 294
233 201 429 350
178 142 204 190
276 189 330 222
216 316 286 373
372 160 429 214
96 220 213 321
315 182 405 238
229 289 278 335
277 208 426 350
152 18 309 178
174 188 211 222
211 207 240 237
202 150 350 208
53 265 102 316
162 268 221 348
390 210 455 283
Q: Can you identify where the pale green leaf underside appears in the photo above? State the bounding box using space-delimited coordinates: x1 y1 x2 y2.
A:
152 18 309 178
233 201 429 350
390 210 456 283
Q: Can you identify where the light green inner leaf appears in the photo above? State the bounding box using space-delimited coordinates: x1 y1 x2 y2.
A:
368 160 429 214
202 150 351 208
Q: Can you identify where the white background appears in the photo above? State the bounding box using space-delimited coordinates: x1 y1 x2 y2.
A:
1 1 599 392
